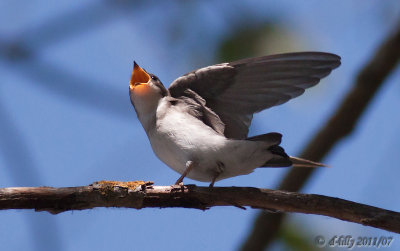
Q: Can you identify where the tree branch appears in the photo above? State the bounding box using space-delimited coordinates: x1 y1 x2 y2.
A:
241 22 400 251
0 181 399 233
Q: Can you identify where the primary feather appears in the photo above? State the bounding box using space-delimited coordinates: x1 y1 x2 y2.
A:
169 52 341 139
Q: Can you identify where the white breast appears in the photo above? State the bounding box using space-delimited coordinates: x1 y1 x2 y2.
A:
147 99 272 182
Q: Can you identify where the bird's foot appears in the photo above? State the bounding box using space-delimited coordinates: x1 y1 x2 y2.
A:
174 177 184 185
175 181 184 186
209 181 215 188
208 162 224 188
209 174 218 188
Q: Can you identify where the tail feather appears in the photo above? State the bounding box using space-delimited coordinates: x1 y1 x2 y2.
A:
247 133 328 168
289 156 328 168
262 145 292 167
262 156 328 168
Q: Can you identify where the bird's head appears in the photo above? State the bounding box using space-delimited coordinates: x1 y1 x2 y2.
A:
129 62 168 117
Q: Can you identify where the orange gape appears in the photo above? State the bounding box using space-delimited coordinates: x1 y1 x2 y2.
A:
133 84 151 95
130 62 150 95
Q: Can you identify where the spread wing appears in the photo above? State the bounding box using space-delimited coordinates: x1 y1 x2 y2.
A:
168 52 341 139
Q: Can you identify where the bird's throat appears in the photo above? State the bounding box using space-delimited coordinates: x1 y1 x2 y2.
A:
132 97 159 134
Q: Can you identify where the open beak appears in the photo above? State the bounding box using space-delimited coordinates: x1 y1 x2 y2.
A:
130 61 151 90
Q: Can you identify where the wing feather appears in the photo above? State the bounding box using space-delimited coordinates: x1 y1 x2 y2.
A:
169 52 341 139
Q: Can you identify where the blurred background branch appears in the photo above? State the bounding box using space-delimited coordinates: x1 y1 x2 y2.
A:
240 21 400 251
1 1 399 250
0 2 136 251
0 1 139 120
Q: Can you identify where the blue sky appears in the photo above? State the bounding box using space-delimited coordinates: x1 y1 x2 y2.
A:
1 1 400 250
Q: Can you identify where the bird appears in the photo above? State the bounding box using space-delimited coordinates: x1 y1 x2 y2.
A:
129 52 341 187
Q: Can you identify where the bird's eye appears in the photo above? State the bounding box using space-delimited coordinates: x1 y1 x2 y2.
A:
151 75 158 81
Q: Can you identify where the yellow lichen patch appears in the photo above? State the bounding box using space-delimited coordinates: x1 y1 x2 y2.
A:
93 180 153 194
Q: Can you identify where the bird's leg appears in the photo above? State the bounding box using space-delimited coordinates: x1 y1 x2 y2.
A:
209 161 225 188
175 161 195 185
209 174 219 188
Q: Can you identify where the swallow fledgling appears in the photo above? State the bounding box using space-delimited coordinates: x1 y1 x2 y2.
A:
129 52 340 187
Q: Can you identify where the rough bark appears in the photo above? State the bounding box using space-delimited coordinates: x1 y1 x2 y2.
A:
0 181 399 234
